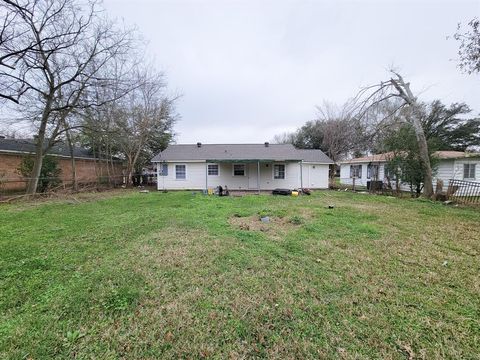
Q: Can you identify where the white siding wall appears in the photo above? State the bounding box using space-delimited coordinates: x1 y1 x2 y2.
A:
452 158 480 183
258 162 300 190
340 158 480 192
156 162 207 190
431 160 454 191
301 163 329 189
156 161 330 190
339 163 385 187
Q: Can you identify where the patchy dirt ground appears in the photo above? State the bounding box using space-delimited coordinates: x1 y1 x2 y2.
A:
228 208 315 238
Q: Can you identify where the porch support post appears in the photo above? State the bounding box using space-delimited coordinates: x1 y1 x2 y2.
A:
205 161 208 193
257 161 260 194
300 161 303 191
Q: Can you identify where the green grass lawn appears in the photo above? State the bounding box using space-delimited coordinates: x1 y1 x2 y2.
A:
1 190 479 359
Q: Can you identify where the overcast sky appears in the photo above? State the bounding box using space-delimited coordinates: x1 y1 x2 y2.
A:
103 0 480 144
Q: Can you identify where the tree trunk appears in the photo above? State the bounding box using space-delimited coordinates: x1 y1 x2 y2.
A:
391 75 434 199
26 141 44 195
26 105 51 195
411 114 434 198
65 129 78 192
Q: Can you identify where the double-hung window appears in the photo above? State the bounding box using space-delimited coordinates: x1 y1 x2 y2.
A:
233 164 245 176
464 163 476 180
159 163 168 176
367 164 379 179
175 164 186 180
274 164 285 179
350 165 362 178
208 164 219 176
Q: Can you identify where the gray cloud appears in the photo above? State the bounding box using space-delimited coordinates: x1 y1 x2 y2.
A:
105 0 480 143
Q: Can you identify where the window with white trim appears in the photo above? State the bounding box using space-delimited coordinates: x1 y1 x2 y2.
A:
350 165 362 178
273 164 285 179
233 164 245 176
175 164 186 179
367 164 379 179
464 163 476 179
208 164 219 176
159 163 168 176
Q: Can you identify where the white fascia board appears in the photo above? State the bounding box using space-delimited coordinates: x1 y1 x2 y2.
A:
301 161 334 165
152 159 206 163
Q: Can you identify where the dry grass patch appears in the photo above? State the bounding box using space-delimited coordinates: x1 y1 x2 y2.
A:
228 207 314 238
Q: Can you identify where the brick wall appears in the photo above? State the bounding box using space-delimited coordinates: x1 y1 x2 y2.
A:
0 153 124 191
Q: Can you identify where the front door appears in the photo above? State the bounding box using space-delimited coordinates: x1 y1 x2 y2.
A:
248 163 259 189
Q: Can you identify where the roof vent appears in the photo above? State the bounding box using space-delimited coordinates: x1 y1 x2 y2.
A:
264 142 269 147
197 142 202 148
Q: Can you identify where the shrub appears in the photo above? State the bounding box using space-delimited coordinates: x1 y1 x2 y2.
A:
18 155 61 192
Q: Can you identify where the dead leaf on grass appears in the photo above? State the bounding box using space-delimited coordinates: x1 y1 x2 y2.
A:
397 341 415 360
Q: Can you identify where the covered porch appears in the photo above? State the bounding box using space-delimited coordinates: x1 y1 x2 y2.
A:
204 159 304 193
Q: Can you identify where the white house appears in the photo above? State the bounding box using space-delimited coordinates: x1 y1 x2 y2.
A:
151 143 333 191
339 151 480 192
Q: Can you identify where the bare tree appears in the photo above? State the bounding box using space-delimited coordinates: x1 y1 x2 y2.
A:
454 17 480 74
273 101 367 164
79 65 177 187
113 68 177 185
271 132 295 144
314 101 368 163
0 0 43 103
1 0 134 194
353 71 434 198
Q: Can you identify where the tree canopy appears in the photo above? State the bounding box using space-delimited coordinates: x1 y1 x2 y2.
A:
420 100 480 152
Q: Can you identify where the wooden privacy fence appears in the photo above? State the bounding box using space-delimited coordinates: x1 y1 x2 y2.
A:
447 179 480 205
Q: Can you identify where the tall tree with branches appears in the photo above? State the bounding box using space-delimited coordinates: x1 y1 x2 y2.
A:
353 71 435 197
0 0 134 194
112 68 176 185
273 101 367 163
80 65 177 186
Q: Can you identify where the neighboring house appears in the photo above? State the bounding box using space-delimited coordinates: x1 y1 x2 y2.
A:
151 143 333 191
0 137 123 191
339 151 480 192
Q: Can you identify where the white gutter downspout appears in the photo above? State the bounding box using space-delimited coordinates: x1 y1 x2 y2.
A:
300 161 304 190
205 161 208 193
257 161 260 195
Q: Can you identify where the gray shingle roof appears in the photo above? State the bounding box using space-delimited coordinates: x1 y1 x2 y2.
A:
0 138 96 159
152 144 333 163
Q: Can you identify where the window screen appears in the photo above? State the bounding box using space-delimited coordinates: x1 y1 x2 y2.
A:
350 165 362 178
175 164 186 179
208 164 219 176
464 164 476 179
159 163 168 176
233 164 245 176
274 164 285 179
367 164 379 179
